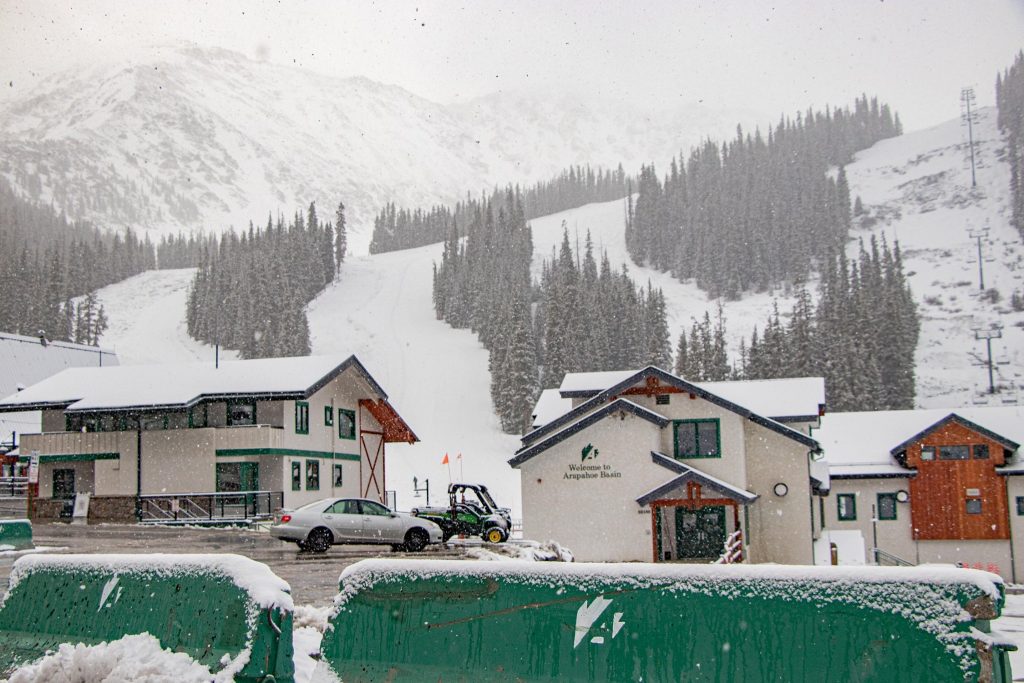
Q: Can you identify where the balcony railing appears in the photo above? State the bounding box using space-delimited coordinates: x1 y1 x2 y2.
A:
139 490 284 525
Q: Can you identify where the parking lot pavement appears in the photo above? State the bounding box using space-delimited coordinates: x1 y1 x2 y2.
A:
0 522 468 606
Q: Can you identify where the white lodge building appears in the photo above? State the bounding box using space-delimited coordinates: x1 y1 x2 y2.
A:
512 367 827 564
0 355 417 523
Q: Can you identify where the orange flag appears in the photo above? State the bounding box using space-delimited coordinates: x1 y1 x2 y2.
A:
442 453 449 465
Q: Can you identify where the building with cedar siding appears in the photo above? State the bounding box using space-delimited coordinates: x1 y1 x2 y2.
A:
514 367 827 564
816 407 1024 580
0 355 416 523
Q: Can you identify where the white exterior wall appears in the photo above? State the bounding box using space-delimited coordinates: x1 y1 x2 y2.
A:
519 414 667 562
826 478 915 564
743 423 815 565
1007 476 1024 582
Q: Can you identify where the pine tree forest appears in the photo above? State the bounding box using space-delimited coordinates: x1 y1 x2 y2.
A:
997 50 1024 238
0 180 153 345
371 164 630 254
186 202 343 359
432 188 671 434
626 96 902 298
675 236 919 412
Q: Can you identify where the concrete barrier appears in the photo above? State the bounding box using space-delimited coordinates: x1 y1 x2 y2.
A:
0 553 294 682
320 560 1013 682
0 518 32 551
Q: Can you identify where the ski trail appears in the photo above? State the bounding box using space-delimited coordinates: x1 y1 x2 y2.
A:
307 245 523 515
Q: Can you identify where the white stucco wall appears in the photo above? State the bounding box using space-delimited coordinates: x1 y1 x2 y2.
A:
518 412 669 562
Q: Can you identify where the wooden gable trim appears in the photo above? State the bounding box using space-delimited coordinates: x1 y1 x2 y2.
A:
358 398 418 444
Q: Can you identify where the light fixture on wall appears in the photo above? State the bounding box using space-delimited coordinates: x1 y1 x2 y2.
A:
773 482 788 497
895 490 909 503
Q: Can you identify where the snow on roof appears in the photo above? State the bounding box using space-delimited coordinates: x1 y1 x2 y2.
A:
0 354 381 412
557 369 825 421
531 388 572 429
818 406 1024 476
0 332 119 398
638 455 758 505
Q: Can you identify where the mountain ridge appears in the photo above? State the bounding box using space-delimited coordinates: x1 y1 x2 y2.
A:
0 44 755 254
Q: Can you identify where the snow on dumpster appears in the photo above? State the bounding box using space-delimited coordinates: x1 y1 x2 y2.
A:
0 553 295 682
318 559 1013 682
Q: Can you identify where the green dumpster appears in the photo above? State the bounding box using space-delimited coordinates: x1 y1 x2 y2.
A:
0 518 32 551
0 553 294 682
320 559 1014 682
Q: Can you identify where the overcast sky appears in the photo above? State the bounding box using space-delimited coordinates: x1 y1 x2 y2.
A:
1 0 1022 131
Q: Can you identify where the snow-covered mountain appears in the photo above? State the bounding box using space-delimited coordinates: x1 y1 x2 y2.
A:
0 44 752 254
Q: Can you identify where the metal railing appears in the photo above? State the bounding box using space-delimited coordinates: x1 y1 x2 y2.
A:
873 547 915 567
138 490 283 525
0 476 28 498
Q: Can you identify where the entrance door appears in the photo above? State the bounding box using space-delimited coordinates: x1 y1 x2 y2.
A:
675 505 726 559
53 468 76 519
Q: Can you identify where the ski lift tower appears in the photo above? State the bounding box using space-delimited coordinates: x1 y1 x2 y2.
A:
972 324 1004 395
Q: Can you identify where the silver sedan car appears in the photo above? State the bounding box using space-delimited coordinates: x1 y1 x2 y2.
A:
270 497 443 553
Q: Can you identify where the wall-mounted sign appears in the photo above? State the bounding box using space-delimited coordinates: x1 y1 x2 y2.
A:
565 444 621 481
27 452 39 485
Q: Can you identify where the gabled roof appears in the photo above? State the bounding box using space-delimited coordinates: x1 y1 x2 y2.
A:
0 354 388 414
524 366 820 451
508 398 668 468
636 452 759 506
817 406 1024 477
889 413 1020 456
558 370 825 423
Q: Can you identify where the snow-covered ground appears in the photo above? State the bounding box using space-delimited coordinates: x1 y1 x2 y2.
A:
845 107 1024 407
91 268 238 366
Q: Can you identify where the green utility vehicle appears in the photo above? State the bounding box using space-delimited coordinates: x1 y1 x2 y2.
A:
411 483 511 543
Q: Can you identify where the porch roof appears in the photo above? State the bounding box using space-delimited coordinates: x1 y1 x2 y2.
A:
636 452 759 506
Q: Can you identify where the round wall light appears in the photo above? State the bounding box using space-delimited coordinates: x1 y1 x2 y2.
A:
895 490 909 503
773 482 789 497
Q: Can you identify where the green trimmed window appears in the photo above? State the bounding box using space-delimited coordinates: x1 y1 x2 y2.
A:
306 459 320 491
837 494 856 521
227 400 256 426
333 464 344 487
1016 497 1024 516
324 406 334 427
338 408 356 440
673 419 720 458
291 461 301 491
295 401 309 435
877 493 897 521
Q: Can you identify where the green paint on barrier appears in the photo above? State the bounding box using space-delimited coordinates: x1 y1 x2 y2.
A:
0 519 32 551
320 560 1013 683
0 555 294 682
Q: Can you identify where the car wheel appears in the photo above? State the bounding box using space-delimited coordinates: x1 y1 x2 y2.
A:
404 528 430 552
484 527 507 544
305 527 333 553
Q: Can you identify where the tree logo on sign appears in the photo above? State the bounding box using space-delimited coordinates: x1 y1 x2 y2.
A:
581 443 599 462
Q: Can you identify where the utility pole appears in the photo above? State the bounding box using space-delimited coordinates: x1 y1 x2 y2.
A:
961 87 978 188
967 226 990 290
973 325 1003 394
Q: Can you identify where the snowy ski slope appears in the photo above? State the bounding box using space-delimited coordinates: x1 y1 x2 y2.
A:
84 108 1022 516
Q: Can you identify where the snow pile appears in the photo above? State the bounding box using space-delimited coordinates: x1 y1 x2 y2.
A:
4 633 214 683
292 604 332 632
465 540 574 562
334 559 1002 677
8 553 293 611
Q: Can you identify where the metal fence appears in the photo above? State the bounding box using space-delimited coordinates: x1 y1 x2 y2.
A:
139 490 284 525
0 477 28 498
